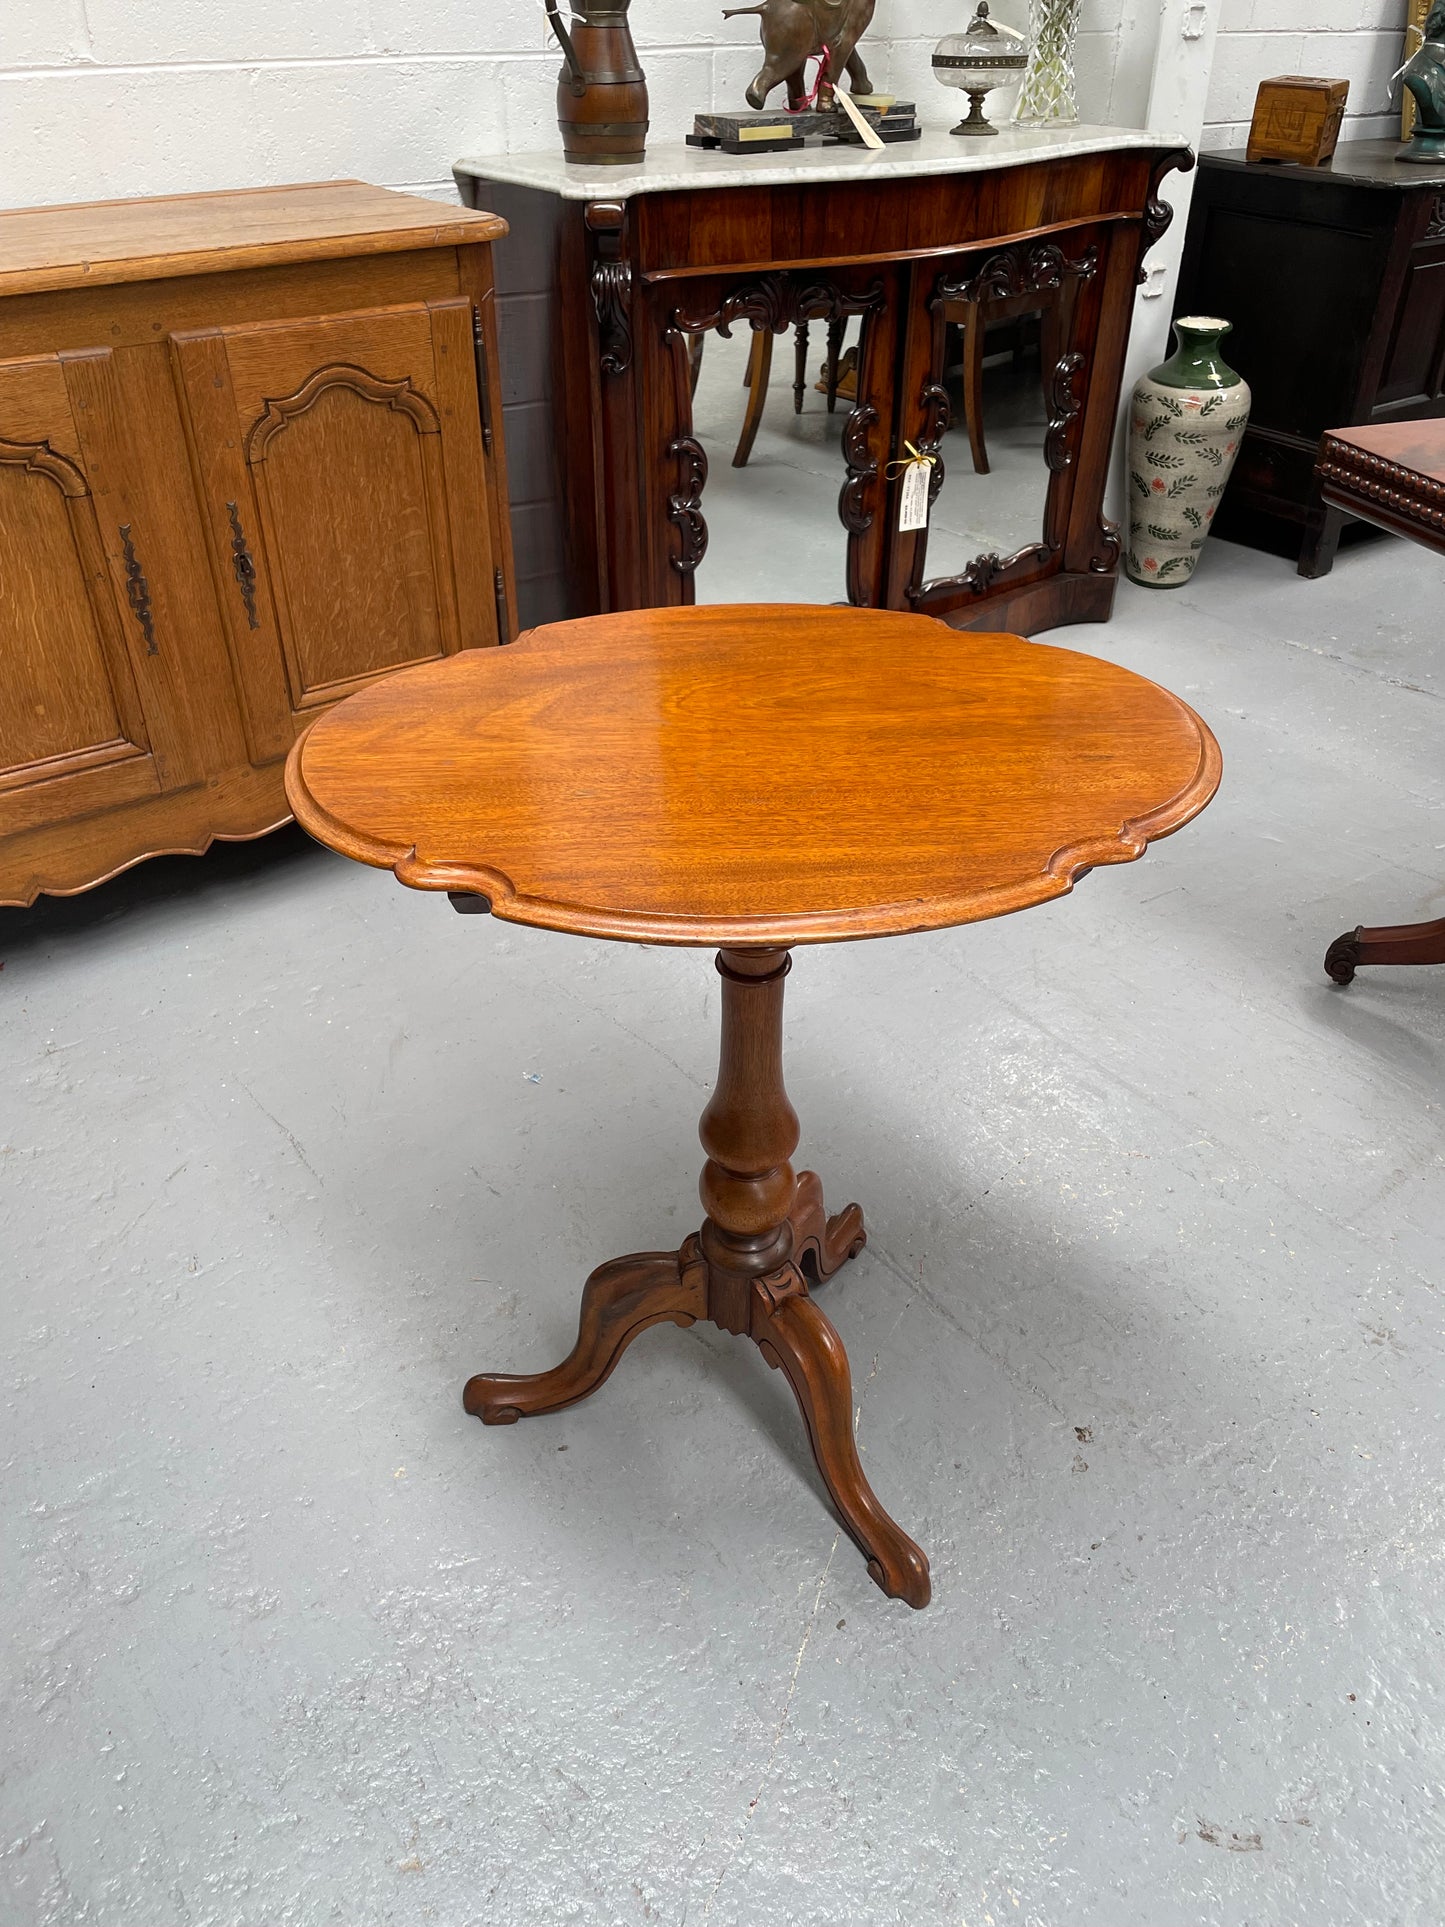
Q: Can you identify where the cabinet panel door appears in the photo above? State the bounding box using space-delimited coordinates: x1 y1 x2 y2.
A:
1376 250 1445 411
172 301 499 738
0 352 163 838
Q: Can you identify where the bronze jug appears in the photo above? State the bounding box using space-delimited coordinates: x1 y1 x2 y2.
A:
544 0 649 166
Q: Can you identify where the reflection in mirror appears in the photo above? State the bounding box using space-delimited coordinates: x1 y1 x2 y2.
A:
919 299 1053 589
690 318 864 607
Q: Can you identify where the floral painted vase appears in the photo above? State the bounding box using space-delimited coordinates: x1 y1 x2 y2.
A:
1126 316 1250 588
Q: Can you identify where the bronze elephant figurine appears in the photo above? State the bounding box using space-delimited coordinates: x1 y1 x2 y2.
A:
722 0 877 110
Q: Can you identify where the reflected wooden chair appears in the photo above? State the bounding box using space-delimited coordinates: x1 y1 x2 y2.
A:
940 291 1063 476
690 319 852 469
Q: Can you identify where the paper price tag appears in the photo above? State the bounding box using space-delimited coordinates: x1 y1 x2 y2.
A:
834 87 885 150
897 457 931 533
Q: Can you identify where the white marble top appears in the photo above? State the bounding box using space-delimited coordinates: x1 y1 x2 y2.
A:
454 125 1176 201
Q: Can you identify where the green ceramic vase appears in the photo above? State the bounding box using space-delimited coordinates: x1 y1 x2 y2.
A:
1126 316 1251 588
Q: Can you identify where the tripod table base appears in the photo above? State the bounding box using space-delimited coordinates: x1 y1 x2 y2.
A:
463 1174 930 1609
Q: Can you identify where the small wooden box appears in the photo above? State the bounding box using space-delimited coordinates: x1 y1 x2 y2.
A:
1246 75 1349 166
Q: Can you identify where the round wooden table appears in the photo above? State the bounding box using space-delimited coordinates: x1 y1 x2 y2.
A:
286 605 1221 1609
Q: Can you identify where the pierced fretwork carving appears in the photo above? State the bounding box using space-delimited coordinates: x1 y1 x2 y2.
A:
670 271 885 341
933 240 1097 313
1426 193 1445 241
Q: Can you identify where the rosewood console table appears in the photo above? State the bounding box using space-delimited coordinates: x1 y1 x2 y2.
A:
1318 420 1445 983
285 604 1220 1608
454 130 1191 637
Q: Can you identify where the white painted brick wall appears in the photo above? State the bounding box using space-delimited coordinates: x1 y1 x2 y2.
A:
1204 0 1408 147
0 0 1163 214
0 0 774 209
882 0 1155 136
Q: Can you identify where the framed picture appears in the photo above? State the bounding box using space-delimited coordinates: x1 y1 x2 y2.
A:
1403 0 1430 139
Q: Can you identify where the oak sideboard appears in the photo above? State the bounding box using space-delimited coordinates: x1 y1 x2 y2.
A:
0 181 515 907
455 128 1190 636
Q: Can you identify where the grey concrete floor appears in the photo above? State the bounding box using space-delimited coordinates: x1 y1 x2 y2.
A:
3 354 1445 1927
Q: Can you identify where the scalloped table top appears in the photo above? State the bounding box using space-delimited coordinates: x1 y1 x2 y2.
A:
284 605 1221 948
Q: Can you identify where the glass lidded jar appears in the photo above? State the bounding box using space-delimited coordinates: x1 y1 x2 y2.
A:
932 3 1030 136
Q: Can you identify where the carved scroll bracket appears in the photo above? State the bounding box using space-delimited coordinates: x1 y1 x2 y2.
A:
587 199 634 378
1138 148 1196 284
592 260 634 376
667 434 709 575
1044 349 1088 473
839 402 882 537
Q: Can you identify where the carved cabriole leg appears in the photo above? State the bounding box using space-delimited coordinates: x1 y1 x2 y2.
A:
699 950 930 1608
1325 917 1445 984
463 1245 706 1423
752 1272 931 1608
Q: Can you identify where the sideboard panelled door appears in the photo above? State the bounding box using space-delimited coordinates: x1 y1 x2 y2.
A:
0 351 166 839
171 300 500 746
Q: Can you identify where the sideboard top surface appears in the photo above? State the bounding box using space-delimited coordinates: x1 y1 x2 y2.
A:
1199 139 1445 190
0 179 509 299
454 125 1175 202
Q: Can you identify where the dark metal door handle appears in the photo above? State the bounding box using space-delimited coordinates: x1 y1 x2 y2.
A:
225 501 261 629
119 524 157 654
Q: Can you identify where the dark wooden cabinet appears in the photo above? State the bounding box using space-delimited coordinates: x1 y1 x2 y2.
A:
456 133 1189 638
1175 143 1445 575
0 182 515 907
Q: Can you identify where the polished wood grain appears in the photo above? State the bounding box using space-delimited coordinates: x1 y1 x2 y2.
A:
1317 419 1445 555
0 184 514 907
0 179 506 299
286 603 1220 948
289 603 1220 1606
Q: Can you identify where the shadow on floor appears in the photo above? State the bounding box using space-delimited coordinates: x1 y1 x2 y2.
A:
0 824 331 962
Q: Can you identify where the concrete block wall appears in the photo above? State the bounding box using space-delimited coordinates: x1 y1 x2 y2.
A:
0 0 1173 215
880 0 1156 137
1203 0 1409 147
0 0 831 211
